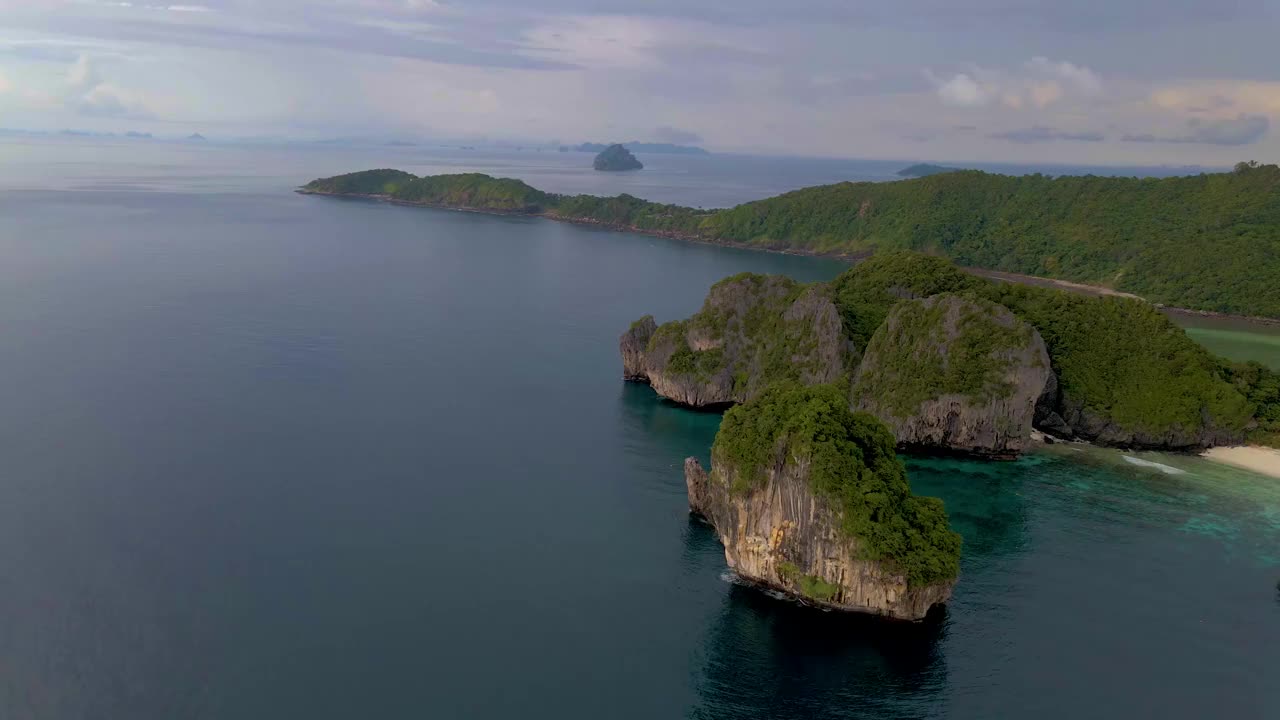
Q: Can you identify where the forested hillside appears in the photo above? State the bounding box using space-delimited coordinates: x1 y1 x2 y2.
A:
303 162 1280 318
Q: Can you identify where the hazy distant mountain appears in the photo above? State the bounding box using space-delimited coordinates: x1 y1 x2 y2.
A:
125 131 153 139
60 129 111 137
574 141 709 155
187 133 207 141
897 163 962 177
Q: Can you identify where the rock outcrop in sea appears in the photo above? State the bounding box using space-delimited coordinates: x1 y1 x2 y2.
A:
619 273 847 407
851 293 1053 458
593 144 643 171
685 385 961 621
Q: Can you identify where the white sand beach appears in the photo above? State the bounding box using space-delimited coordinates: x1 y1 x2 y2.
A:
1201 445 1280 480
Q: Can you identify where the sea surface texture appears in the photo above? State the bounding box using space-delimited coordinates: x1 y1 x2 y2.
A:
0 138 1276 719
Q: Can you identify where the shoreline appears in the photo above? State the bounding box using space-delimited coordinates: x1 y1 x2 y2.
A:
296 188 1278 326
1201 445 1280 480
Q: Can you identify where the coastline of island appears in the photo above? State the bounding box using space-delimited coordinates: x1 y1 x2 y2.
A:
1202 445 1280 479
296 174 1280 328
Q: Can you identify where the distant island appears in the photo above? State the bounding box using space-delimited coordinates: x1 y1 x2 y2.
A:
593 144 643 171
125 131 153 139
897 163 961 177
187 133 207 141
297 163 1280 320
575 142 709 155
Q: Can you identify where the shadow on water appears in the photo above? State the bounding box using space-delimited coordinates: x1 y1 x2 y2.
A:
904 455 1031 566
616 382 725 462
683 518 948 720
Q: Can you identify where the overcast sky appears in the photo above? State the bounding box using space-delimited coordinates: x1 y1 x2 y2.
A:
1 0 1278 163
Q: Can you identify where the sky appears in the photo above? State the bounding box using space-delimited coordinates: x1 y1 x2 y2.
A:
0 0 1278 164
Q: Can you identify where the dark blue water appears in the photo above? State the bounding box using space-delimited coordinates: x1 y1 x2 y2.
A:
0 143 1276 719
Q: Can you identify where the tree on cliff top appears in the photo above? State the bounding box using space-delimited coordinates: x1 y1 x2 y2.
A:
714 383 962 586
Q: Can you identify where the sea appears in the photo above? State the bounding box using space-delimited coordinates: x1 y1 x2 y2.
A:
0 136 1276 719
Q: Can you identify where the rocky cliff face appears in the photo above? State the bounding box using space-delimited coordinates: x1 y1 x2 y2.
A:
620 315 656 381
619 273 848 407
685 384 960 620
852 294 1053 458
685 456 953 621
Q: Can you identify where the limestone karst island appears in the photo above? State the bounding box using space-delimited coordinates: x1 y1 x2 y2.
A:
592 143 644 171
301 164 1280 620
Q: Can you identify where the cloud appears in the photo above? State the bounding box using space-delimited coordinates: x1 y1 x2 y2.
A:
0 0 1276 165
1149 81 1280 117
64 54 154 118
930 57 1102 110
1122 113 1269 146
990 126 1106 143
937 73 987 107
651 125 702 144
0 70 11 94
1026 56 1101 95
67 54 103 96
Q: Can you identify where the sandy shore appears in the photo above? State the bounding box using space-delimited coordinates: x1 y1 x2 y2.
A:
1201 446 1280 479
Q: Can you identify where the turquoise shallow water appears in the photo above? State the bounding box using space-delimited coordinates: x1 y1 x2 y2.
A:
0 142 1276 719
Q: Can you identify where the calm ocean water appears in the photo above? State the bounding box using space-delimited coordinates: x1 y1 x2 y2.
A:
0 138 1276 719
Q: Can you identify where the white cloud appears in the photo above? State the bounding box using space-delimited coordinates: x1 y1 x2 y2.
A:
0 1 1275 165
937 73 988 107
67 54 103 95
1026 57 1101 95
63 54 155 118
932 57 1102 110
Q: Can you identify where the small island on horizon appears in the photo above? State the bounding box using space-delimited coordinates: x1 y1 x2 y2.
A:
593 144 644 171
897 163 961 177
576 141 709 155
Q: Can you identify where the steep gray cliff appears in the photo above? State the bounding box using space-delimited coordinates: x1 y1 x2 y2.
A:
685 456 953 620
852 294 1053 458
620 315 656 381
685 384 960 620
619 273 847 407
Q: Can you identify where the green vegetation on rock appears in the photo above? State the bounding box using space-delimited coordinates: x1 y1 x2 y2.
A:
641 273 844 400
985 283 1252 441
713 384 962 586
829 251 983 350
830 252 1255 445
1221 360 1280 446
854 293 1024 418
798 574 841 602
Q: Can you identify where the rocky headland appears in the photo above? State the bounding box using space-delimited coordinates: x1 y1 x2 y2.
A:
852 294 1053 458
619 273 847 407
625 251 1262 456
684 385 961 620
